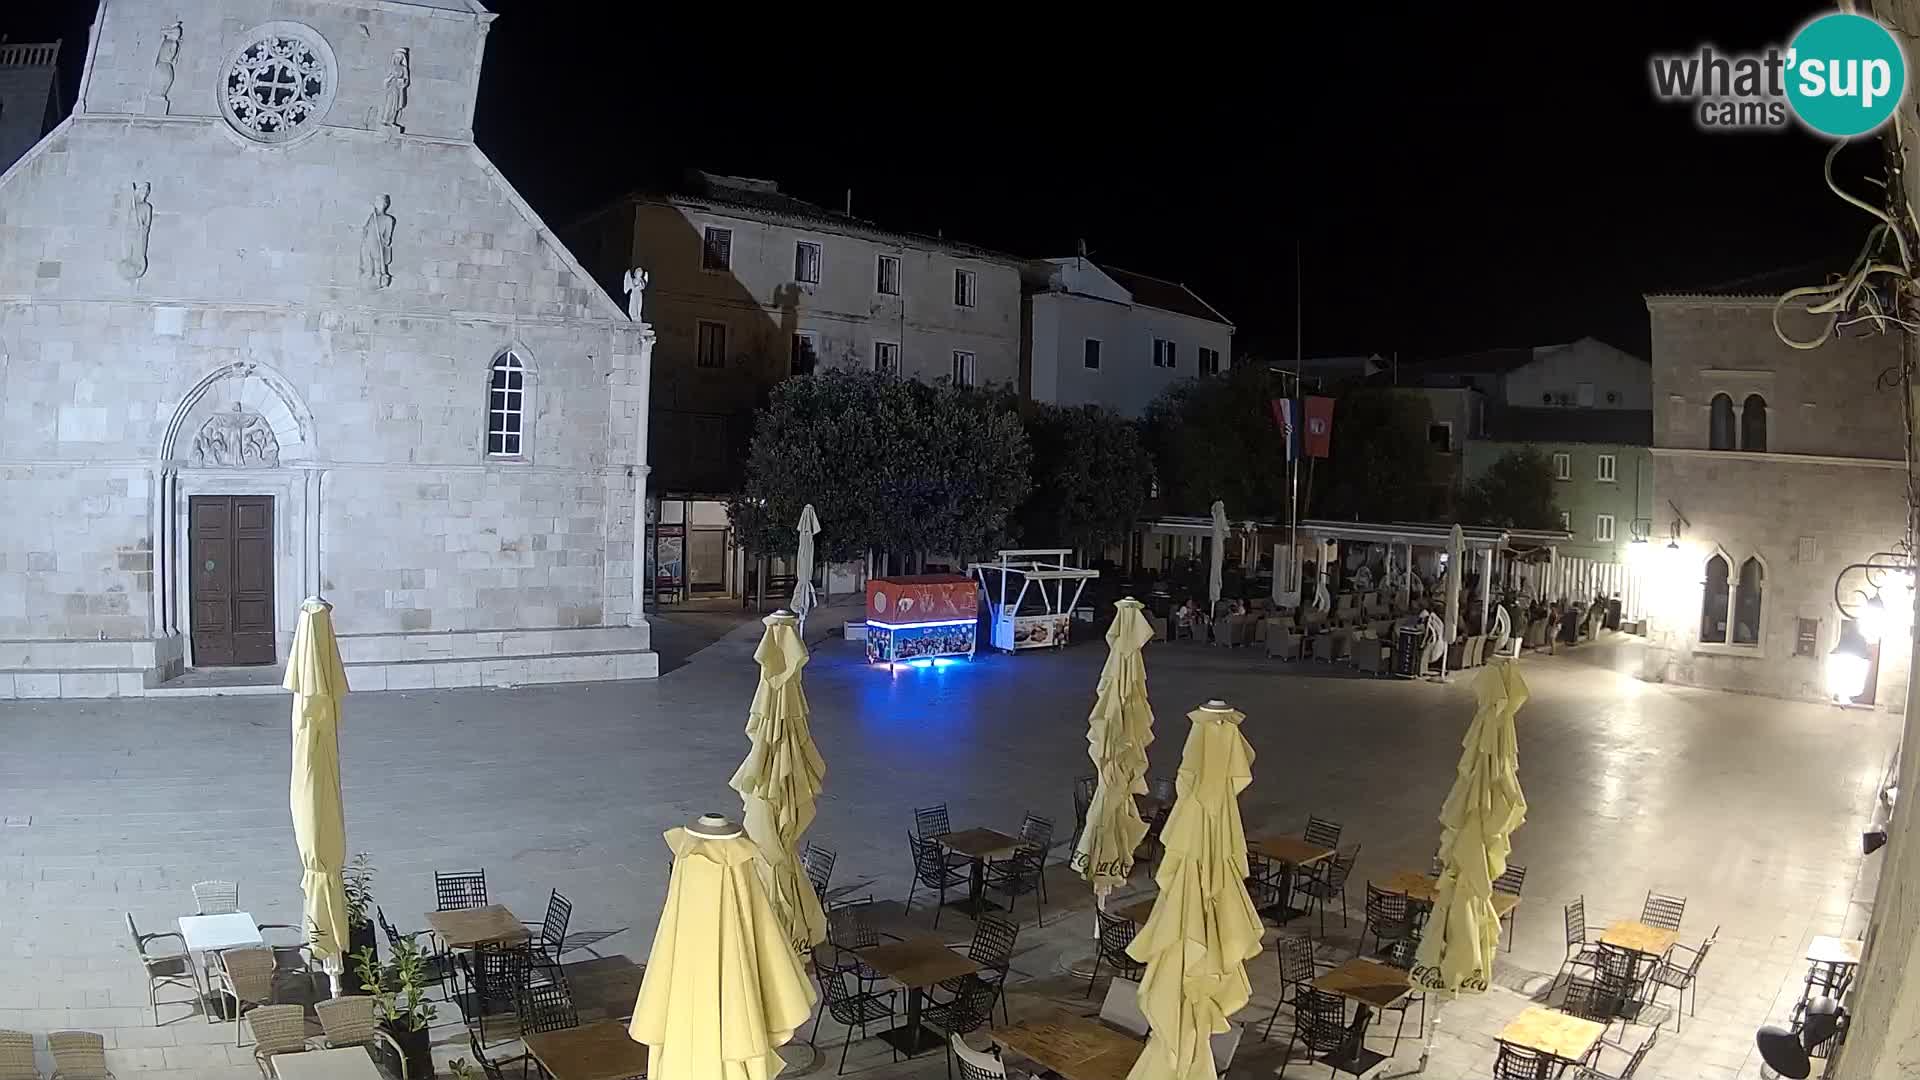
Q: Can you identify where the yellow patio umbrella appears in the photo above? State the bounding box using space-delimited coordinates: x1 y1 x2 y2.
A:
632 815 817 1080
728 611 827 954
1126 701 1263 1080
1070 597 1156 903
1405 661 1530 1071
284 598 350 980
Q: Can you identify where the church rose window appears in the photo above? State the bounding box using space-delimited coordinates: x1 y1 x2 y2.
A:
221 25 336 143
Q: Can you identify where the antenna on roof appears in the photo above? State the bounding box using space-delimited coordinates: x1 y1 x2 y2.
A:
845 189 852 216
1077 237 1088 268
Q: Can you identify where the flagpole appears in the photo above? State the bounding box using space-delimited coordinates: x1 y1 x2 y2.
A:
1291 242 1302 592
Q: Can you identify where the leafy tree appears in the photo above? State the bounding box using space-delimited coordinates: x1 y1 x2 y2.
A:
1314 388 1441 521
1015 402 1155 557
1144 365 1291 517
1457 449 1559 528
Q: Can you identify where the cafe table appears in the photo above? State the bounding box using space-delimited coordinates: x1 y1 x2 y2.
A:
273 1047 384 1080
1116 895 1159 926
1379 870 1521 917
178 911 263 1020
994 1007 1146 1080
523 1019 650 1080
1248 834 1335 922
1497 1005 1606 1069
1600 920 1678 1019
857 936 981 1056
425 904 530 949
939 827 1024 917
1310 957 1413 1075
1806 935 1863 998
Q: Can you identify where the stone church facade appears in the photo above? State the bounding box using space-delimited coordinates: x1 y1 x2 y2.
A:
0 0 657 697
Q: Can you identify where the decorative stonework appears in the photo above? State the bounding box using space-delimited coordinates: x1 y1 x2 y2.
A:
189 402 281 468
375 48 410 134
360 194 395 289
118 182 152 282
622 267 648 322
219 23 336 144
146 21 181 116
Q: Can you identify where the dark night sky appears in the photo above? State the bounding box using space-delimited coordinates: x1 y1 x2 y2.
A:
4 2 1888 362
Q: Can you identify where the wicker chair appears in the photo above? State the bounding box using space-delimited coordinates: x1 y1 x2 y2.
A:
48 1031 113 1080
215 946 278 1046
914 804 952 838
309 995 407 1073
904 833 968 927
1084 908 1145 997
125 913 199 1025
245 1005 309 1079
254 924 314 975
434 869 489 911
191 880 240 915
0 1031 35 1080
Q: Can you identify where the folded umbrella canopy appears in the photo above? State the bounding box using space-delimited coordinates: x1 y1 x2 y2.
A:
1208 501 1228 613
1070 598 1156 903
790 505 820 634
1126 702 1262 1080
729 612 828 955
633 815 816 1080
285 598 350 970
1412 661 1530 999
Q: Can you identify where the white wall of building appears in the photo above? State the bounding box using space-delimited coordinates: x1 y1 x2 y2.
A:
1024 260 1233 417
1504 337 1650 409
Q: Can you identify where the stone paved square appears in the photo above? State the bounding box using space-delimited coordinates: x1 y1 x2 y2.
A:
0 617 1892 1078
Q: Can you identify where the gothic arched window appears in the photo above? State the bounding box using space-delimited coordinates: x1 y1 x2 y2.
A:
487 351 526 457
1709 394 1736 450
1741 394 1768 452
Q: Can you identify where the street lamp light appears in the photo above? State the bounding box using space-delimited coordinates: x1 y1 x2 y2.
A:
1826 621 1872 702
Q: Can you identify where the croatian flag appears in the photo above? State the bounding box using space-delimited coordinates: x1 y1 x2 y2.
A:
1270 398 1297 462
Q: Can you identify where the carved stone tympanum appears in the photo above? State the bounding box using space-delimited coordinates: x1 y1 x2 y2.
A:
189 403 280 467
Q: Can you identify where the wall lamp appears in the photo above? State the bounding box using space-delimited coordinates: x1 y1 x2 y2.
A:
1828 554 1915 701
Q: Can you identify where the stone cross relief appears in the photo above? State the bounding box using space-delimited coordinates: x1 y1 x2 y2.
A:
622 267 648 322
119 181 152 282
376 48 410 134
147 21 182 116
189 403 281 468
360 193 395 289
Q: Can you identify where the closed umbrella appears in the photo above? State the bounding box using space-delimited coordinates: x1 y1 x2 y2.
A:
728 612 827 955
790 505 820 634
1442 525 1464 659
632 815 816 1080
1070 598 1156 904
1405 662 1530 1072
285 598 350 988
1126 701 1262 1080
1207 501 1228 614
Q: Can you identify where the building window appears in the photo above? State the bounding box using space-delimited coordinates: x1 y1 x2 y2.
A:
951 350 975 387
696 320 727 369
701 226 732 272
1553 452 1571 480
1084 339 1101 370
1199 347 1221 376
1595 514 1615 542
953 268 976 308
1701 554 1731 643
1733 556 1764 644
1596 453 1616 482
221 28 337 144
1742 394 1768 452
1428 422 1453 453
874 341 900 376
1559 509 1571 533
1152 338 1176 368
486 350 525 457
791 332 818 376
1576 382 1595 407
1709 393 1735 450
877 255 901 296
794 241 821 284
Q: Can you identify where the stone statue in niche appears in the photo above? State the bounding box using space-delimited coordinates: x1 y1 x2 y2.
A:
376 48 409 133
360 193 395 289
622 267 648 322
189 403 280 468
119 182 153 282
146 21 182 116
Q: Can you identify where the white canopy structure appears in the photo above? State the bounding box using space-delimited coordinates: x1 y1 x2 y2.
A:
970 549 1100 653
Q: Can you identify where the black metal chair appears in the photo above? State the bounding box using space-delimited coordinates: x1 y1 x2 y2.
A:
523 890 572 964
915 804 952 838
516 957 579 1038
920 975 1001 1079
1563 945 1638 1049
1245 851 1286 915
462 941 533 1049
1142 777 1177 862
984 845 1046 926
1017 812 1054 901
435 869 489 911
1493 863 1525 952
1261 934 1325 1040
1084 907 1144 997
905 832 969 927
1362 883 1416 960
1377 938 1427 1058
818 969 899 1076
1640 891 1686 933
802 843 837 903
1646 927 1716 1031
1295 843 1360 940
1558 896 1604 993
1072 776 1097 842
1493 1042 1554 1080
377 905 455 1000
1303 814 1343 851
467 1032 513 1079
1574 1027 1660 1080
936 915 1019 1025
1277 987 1349 1077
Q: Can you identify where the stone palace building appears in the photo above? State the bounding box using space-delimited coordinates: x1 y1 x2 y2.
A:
0 0 657 697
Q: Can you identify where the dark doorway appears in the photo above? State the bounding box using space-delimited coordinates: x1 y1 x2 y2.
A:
190 495 276 666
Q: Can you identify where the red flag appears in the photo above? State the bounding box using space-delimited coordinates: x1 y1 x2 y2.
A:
1304 396 1335 458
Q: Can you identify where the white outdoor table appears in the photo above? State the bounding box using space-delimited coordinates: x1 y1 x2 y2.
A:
177 912 263 1019
273 1047 384 1079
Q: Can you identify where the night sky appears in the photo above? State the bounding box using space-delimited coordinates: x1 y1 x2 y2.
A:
4 1 1886 362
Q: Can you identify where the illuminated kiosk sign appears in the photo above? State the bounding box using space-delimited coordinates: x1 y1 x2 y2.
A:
864 575 979 667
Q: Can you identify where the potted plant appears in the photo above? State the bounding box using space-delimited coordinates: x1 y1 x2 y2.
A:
353 938 437 1079
342 852 379 978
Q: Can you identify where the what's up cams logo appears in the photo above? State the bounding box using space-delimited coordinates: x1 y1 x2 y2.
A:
1650 12 1907 136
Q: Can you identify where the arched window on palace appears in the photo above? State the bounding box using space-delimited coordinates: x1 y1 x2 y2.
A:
1733 556 1764 644
487 350 525 457
1709 393 1736 450
1741 394 1768 452
1701 554 1731 643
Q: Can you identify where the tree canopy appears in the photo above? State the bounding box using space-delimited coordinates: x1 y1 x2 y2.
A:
1457 448 1560 529
1015 402 1155 556
1144 365 1291 517
1313 388 1441 521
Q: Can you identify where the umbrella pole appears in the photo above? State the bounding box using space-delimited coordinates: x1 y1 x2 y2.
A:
1064 889 1106 980
1381 999 1439 1078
